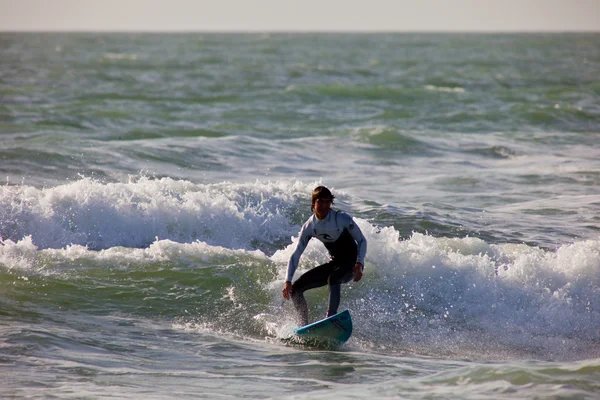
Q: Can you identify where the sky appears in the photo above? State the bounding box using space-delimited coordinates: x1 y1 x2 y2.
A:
1 0 599 32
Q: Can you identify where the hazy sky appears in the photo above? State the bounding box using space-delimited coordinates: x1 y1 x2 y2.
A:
1 0 599 32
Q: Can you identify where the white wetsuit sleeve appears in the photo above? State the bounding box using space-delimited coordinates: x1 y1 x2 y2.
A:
340 212 367 266
285 221 312 282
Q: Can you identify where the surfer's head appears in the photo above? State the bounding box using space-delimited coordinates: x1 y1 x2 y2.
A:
311 186 335 213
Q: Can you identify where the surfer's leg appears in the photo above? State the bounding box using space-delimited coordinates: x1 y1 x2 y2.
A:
291 261 336 325
326 284 341 318
326 261 355 317
290 292 309 326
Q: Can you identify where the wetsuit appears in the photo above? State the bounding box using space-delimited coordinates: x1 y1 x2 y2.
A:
286 209 367 325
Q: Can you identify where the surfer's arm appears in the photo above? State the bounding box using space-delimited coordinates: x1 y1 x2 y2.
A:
282 225 311 300
341 213 367 267
285 225 312 283
338 212 366 281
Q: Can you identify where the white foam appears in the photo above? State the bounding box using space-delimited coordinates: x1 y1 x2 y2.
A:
0 177 312 251
424 84 466 93
102 53 138 61
333 229 600 349
0 235 268 273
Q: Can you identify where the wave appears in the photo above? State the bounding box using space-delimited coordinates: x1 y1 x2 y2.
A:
102 52 139 61
2 232 598 360
348 125 434 154
1 179 598 360
0 177 308 251
424 84 466 93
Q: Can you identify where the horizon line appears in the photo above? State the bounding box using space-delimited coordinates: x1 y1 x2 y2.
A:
1 29 599 34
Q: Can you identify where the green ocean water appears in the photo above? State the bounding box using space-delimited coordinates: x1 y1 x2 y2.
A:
1 33 599 399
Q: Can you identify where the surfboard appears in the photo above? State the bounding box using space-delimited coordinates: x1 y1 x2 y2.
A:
285 310 353 348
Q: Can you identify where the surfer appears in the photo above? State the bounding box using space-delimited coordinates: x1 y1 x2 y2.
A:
282 186 367 326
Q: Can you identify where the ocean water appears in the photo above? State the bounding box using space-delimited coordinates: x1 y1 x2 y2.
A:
1 33 599 399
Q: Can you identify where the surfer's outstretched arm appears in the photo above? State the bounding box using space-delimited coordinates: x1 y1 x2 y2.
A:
282 221 312 300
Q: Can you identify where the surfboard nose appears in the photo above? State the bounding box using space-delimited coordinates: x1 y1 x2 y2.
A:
293 310 353 345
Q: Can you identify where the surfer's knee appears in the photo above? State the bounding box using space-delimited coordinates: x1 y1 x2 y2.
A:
290 284 304 296
328 273 352 286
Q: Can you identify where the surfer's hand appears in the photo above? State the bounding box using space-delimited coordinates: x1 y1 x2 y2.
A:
282 281 293 300
353 263 363 282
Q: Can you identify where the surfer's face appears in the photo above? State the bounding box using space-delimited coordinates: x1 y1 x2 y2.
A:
313 197 332 219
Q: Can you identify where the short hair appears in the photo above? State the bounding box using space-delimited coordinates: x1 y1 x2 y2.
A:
311 186 335 210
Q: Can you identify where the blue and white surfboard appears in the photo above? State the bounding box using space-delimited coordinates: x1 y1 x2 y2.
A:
288 310 353 347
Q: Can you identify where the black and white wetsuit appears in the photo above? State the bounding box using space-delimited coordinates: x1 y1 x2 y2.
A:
286 209 367 325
